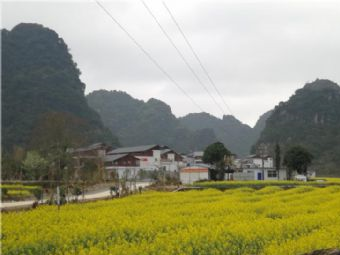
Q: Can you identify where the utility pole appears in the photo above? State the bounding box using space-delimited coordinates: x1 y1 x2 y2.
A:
257 143 267 181
163 167 166 191
275 143 281 180
57 157 61 210
56 185 60 210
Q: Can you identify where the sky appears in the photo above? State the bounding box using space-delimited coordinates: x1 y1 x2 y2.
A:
2 0 340 127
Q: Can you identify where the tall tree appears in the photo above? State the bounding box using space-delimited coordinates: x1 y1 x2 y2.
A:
1 148 25 180
274 143 281 178
283 145 314 179
30 112 85 184
22 151 49 180
203 142 231 180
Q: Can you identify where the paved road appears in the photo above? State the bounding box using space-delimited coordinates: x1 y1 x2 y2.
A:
1 182 151 210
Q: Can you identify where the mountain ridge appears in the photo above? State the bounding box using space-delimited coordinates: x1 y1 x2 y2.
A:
87 89 219 153
87 90 270 155
255 79 340 175
2 23 118 151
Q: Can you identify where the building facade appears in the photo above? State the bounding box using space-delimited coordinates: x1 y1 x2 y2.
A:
180 166 209 184
104 144 184 179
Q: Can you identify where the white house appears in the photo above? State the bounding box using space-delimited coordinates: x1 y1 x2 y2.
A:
105 145 184 179
184 151 204 165
180 165 209 184
242 155 274 169
234 168 287 181
233 155 287 181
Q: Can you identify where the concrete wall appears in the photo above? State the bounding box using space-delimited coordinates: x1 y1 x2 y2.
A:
180 172 209 184
233 172 254 181
106 167 140 179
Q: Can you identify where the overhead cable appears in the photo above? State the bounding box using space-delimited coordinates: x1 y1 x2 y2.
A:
163 1 233 115
95 0 205 112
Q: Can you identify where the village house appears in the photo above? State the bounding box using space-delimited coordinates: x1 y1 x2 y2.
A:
160 148 184 171
104 144 184 179
233 155 287 181
70 142 112 179
71 142 111 158
104 153 141 180
180 164 210 184
184 151 204 166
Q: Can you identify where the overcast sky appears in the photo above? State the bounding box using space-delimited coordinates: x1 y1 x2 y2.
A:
2 0 340 126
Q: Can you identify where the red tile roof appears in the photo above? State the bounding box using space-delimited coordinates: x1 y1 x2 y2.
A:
181 167 208 173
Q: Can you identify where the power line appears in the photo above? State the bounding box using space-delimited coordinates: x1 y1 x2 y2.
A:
162 1 233 116
94 0 205 112
141 0 225 116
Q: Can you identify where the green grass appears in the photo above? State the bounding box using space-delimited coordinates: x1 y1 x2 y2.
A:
193 180 340 190
1 184 42 199
6 189 31 197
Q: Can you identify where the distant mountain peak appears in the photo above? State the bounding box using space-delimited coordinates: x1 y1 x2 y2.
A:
303 79 340 91
12 23 44 31
222 114 240 123
147 98 169 105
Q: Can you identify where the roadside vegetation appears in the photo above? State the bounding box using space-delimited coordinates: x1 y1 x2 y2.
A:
0 184 42 201
193 179 340 190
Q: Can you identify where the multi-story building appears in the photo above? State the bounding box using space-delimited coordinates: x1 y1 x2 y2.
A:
104 144 184 179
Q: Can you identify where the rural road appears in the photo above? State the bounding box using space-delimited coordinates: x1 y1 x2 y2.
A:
1 182 151 210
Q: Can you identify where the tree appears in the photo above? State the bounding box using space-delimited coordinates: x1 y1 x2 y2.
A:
283 145 314 179
4 146 26 180
22 151 49 180
274 143 281 178
1 152 17 180
203 142 231 180
30 112 85 206
256 143 268 180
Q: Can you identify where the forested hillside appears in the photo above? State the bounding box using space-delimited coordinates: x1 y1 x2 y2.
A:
1 23 117 151
255 79 340 175
179 113 267 156
87 90 217 153
87 90 272 155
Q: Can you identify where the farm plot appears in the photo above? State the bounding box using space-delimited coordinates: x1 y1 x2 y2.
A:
2 186 340 255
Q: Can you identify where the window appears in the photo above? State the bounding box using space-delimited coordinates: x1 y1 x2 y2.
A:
267 170 277 178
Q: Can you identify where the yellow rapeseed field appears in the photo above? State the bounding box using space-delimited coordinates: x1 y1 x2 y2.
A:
2 186 340 255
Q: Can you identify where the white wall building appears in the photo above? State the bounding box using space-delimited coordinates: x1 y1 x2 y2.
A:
232 155 288 181
180 166 209 184
234 168 287 181
105 145 184 177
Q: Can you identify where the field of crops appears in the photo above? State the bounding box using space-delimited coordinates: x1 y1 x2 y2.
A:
2 186 340 255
